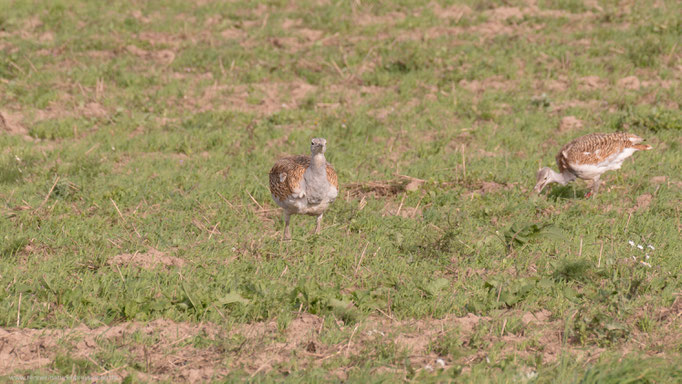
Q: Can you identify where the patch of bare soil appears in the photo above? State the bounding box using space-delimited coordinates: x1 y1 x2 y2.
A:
0 110 32 141
138 31 184 49
550 99 605 114
458 76 515 93
463 181 514 198
657 295 682 322
631 193 652 212
579 75 606 90
108 248 185 269
0 319 222 382
617 76 641 90
558 115 583 132
80 102 108 119
417 1 595 42
126 44 176 65
355 11 406 27
221 28 246 41
486 7 525 21
86 50 116 60
345 176 425 198
193 81 317 114
535 75 569 92
431 3 472 20
383 198 423 218
3 307 677 381
641 79 676 90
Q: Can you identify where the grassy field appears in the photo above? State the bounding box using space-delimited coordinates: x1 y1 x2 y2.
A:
1 0 681 382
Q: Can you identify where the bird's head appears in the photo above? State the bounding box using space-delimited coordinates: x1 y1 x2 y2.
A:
533 167 553 194
311 138 327 155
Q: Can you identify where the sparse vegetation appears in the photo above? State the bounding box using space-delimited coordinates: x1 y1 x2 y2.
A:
0 0 680 382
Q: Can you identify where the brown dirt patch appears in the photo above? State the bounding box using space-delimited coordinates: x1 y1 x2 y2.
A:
383 199 423 219
617 76 641 90
345 176 425 198
551 99 604 114
0 110 32 141
221 28 247 40
536 76 569 92
2 307 676 380
558 116 583 132
522 309 552 325
632 193 652 212
138 31 183 49
579 75 606 90
108 248 185 269
657 295 682 322
463 181 514 198
431 3 472 20
80 102 108 119
458 77 515 93
126 44 176 65
417 2 595 42
486 7 524 21
0 319 222 382
193 81 317 114
355 11 406 27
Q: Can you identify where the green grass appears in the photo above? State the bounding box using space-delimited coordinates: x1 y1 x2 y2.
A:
0 0 680 382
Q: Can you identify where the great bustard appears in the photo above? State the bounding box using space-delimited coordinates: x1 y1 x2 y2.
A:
533 132 651 197
269 138 338 240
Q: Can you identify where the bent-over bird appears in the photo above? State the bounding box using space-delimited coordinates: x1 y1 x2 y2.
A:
269 138 338 239
533 132 651 197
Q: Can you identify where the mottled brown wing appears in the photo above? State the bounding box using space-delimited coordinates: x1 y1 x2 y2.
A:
325 164 338 189
269 156 309 200
556 133 640 171
555 151 571 173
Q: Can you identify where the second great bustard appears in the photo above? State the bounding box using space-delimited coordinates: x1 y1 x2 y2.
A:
533 132 651 197
269 138 338 240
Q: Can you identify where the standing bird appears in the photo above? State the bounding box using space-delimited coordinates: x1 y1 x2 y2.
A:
533 132 651 197
269 138 338 240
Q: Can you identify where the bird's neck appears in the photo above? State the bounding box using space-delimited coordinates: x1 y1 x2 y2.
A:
310 153 326 170
551 169 575 185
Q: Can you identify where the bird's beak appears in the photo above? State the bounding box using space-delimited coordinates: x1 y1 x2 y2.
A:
532 181 545 194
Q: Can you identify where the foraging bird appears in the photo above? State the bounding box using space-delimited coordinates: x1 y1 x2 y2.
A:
533 132 651 197
269 138 338 240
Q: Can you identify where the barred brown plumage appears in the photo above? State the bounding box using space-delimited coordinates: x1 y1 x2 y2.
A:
269 138 338 240
269 156 338 201
534 132 651 198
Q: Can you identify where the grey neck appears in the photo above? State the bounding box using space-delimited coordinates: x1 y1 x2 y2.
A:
310 153 326 171
304 153 330 201
551 169 575 185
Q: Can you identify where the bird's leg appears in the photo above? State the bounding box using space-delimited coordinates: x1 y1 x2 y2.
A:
314 213 324 234
592 176 601 195
283 212 292 240
586 176 601 198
